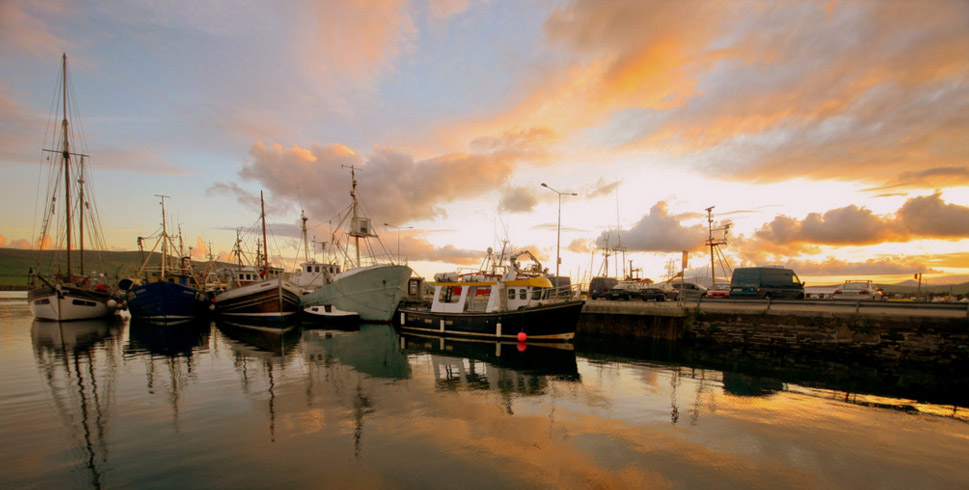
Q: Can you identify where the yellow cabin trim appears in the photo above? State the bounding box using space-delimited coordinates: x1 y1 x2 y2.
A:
507 277 553 287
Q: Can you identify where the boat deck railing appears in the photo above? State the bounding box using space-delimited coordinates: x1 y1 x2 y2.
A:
547 284 582 301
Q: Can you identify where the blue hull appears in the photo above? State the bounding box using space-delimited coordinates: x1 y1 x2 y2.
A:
126 281 211 324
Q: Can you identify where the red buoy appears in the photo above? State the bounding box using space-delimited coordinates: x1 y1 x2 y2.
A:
517 331 527 342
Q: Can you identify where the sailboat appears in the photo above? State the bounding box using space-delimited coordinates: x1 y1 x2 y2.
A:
119 195 212 324
28 54 121 321
299 166 412 322
213 191 301 327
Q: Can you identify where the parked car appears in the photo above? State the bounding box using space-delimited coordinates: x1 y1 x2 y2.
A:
832 280 883 301
706 282 731 299
672 282 708 300
605 280 645 300
729 267 805 300
641 282 679 301
590 277 619 299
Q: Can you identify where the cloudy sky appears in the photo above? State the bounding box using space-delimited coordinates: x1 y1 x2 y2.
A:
1 0 967 286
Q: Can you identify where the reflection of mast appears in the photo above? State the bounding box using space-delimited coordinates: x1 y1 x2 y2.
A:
705 206 732 287
353 380 373 459
690 369 707 426
670 368 680 424
267 359 276 442
32 320 120 490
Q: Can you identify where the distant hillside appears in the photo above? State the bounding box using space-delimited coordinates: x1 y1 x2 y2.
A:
878 281 969 296
0 248 229 288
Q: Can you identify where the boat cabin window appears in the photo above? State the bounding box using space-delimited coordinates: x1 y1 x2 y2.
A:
519 289 526 300
531 287 546 300
438 286 462 304
507 288 515 300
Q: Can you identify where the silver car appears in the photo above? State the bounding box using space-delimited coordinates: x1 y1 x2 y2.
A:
832 280 883 300
673 282 708 300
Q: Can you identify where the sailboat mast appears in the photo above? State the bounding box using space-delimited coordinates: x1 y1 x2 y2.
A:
78 156 85 275
261 191 269 275
61 53 72 278
157 195 170 278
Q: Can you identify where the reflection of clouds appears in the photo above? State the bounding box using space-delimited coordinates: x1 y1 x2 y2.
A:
12 317 969 487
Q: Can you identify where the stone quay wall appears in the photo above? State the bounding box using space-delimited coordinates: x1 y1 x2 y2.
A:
577 301 969 364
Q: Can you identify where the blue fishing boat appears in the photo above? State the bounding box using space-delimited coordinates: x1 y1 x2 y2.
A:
120 196 211 324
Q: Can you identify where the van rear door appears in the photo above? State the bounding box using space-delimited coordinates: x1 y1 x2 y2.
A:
729 268 760 298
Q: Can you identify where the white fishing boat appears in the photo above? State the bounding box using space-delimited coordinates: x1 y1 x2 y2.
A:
302 304 360 329
28 54 121 321
213 192 301 327
397 245 585 342
290 209 342 293
300 166 412 322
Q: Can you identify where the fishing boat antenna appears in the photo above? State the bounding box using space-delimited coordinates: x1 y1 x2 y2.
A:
300 209 310 262
341 164 363 267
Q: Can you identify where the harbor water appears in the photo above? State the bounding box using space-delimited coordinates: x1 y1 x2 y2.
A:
1 298 967 489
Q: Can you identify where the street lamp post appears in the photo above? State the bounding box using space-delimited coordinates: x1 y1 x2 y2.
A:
384 223 412 261
540 183 577 282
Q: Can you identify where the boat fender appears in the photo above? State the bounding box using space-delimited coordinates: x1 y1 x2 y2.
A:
517 331 527 342
106 299 117 309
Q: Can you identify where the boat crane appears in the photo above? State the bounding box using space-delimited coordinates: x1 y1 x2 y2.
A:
705 206 732 287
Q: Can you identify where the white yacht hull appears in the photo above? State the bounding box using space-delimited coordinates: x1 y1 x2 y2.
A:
29 286 117 322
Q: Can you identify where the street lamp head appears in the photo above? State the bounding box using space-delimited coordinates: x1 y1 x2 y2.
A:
541 182 548 188
569 192 577 196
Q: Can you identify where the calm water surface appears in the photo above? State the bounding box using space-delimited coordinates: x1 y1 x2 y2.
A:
1 299 968 489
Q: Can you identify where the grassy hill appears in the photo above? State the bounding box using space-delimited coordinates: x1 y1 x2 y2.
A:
0 248 226 289
878 282 969 296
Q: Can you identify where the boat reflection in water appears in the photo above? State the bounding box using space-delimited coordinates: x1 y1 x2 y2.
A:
300 324 410 380
30 317 124 489
127 318 211 358
216 320 302 442
126 319 212 433
298 324 411 458
398 333 580 410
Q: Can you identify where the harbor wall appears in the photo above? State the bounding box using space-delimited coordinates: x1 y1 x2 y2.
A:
577 303 969 365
